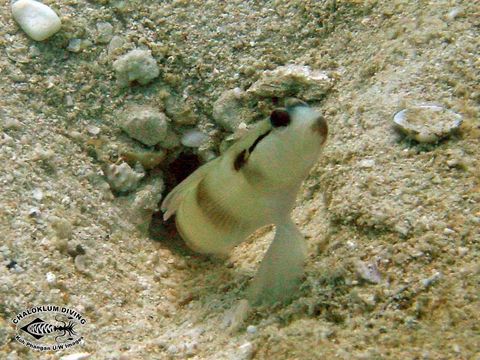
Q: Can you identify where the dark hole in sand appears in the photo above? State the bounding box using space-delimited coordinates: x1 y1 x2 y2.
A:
149 151 202 256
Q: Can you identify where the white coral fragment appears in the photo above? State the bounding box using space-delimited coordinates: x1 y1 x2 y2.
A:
104 162 143 193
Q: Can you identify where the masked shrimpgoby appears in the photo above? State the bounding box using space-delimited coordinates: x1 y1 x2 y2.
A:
161 99 328 305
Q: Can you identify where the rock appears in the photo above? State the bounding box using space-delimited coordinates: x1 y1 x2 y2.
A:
164 96 198 125
11 0 61 41
121 149 166 170
113 49 159 87
235 342 255 360
95 22 113 44
104 162 143 193
49 216 73 240
108 35 125 57
128 176 164 233
159 130 180 149
119 105 169 146
393 105 463 143
354 260 382 284
67 38 82 53
86 125 101 136
247 65 334 101
213 88 256 132
181 129 209 148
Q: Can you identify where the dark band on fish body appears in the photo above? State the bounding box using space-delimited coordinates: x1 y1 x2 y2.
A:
234 149 248 171
234 129 272 172
248 130 271 154
195 178 240 230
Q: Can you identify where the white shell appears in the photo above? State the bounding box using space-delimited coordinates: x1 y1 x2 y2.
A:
12 0 61 41
393 105 462 143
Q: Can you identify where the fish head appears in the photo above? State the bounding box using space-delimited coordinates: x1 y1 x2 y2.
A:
242 100 328 190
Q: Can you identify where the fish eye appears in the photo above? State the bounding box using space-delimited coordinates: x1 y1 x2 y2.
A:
270 109 291 128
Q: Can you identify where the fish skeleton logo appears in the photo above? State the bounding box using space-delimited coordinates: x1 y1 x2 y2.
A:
12 305 87 351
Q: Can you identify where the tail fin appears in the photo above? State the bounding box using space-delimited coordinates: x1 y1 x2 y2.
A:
248 219 307 305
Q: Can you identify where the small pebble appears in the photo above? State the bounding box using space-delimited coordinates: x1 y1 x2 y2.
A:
113 49 159 87
59 353 91 360
181 129 209 148
11 0 62 41
421 271 442 287
457 247 468 256
87 125 101 136
32 188 43 201
45 271 56 284
28 207 40 217
443 227 455 235
355 260 382 284
2 118 22 130
50 216 73 239
67 39 82 53
108 35 125 56
446 159 459 168
166 344 178 354
184 341 198 356
237 342 255 360
74 255 88 273
446 7 463 20
246 325 257 334
358 159 375 168
65 94 74 107
95 22 113 44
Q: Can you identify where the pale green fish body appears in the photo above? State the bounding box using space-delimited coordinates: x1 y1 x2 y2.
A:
161 100 327 304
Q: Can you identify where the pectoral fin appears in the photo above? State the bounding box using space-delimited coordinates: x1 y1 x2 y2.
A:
248 219 307 305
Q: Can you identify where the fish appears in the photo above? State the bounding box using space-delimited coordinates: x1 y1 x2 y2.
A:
161 98 328 305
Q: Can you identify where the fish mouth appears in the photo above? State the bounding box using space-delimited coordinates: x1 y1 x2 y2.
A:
311 115 328 143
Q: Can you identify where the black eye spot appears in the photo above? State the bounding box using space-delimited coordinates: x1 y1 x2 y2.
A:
270 109 291 128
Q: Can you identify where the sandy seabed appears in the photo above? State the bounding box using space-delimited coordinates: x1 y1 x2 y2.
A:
0 1 479 359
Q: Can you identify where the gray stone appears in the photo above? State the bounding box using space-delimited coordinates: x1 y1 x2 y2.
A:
213 88 255 132
119 105 169 146
113 49 159 87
